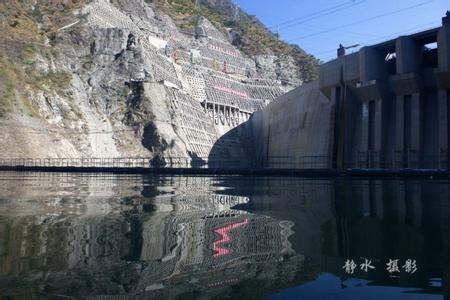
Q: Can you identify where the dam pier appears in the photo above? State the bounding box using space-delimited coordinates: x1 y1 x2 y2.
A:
249 12 450 174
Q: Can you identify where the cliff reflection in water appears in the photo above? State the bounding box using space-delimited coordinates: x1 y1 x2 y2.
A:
0 173 449 299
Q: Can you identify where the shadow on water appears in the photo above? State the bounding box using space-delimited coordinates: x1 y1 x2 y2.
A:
0 172 449 299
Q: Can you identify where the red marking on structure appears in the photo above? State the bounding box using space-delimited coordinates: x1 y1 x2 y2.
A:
214 85 248 98
208 44 239 57
212 218 248 257
172 48 179 63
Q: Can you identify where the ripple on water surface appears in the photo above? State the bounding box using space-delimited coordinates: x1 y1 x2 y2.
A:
0 172 448 299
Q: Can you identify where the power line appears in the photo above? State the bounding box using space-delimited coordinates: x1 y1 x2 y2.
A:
269 0 363 30
323 22 438 61
288 0 435 42
288 23 379 39
360 21 440 46
270 1 378 44
276 0 367 32
312 20 440 58
330 21 440 58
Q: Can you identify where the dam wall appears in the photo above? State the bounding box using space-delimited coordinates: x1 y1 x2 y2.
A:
249 81 335 169
248 12 450 171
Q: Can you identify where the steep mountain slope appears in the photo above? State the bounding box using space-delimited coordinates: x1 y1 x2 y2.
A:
0 0 318 164
152 0 319 84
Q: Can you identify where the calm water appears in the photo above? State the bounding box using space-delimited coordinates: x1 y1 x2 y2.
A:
0 172 449 299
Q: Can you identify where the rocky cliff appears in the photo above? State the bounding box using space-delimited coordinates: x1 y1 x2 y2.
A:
0 0 318 164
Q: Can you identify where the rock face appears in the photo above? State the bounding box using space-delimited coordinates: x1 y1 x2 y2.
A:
0 0 315 164
254 54 302 86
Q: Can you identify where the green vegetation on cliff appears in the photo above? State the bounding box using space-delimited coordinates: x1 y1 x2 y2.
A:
153 0 319 82
0 0 319 118
0 0 78 116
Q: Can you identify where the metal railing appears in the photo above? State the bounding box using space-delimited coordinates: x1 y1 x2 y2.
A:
264 156 332 169
0 153 449 171
0 157 249 169
0 158 152 168
353 150 449 170
0 156 330 170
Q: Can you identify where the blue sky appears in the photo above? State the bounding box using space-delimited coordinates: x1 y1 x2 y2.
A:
232 0 449 62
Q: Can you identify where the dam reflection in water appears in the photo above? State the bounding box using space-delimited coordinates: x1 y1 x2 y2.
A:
0 173 449 299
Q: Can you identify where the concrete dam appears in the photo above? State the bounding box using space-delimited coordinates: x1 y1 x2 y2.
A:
247 12 450 171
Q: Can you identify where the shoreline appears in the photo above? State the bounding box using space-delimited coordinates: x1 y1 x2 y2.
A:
0 166 449 179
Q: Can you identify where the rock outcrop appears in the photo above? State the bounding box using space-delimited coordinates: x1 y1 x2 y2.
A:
0 0 318 164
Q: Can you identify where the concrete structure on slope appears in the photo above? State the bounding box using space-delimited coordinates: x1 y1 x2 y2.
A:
0 0 289 163
250 12 450 170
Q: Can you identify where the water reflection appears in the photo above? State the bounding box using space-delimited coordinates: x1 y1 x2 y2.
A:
0 173 448 299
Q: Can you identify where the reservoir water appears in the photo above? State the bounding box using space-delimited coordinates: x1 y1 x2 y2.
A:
0 172 448 299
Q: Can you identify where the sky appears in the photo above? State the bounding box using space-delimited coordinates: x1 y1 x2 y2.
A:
232 0 450 62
